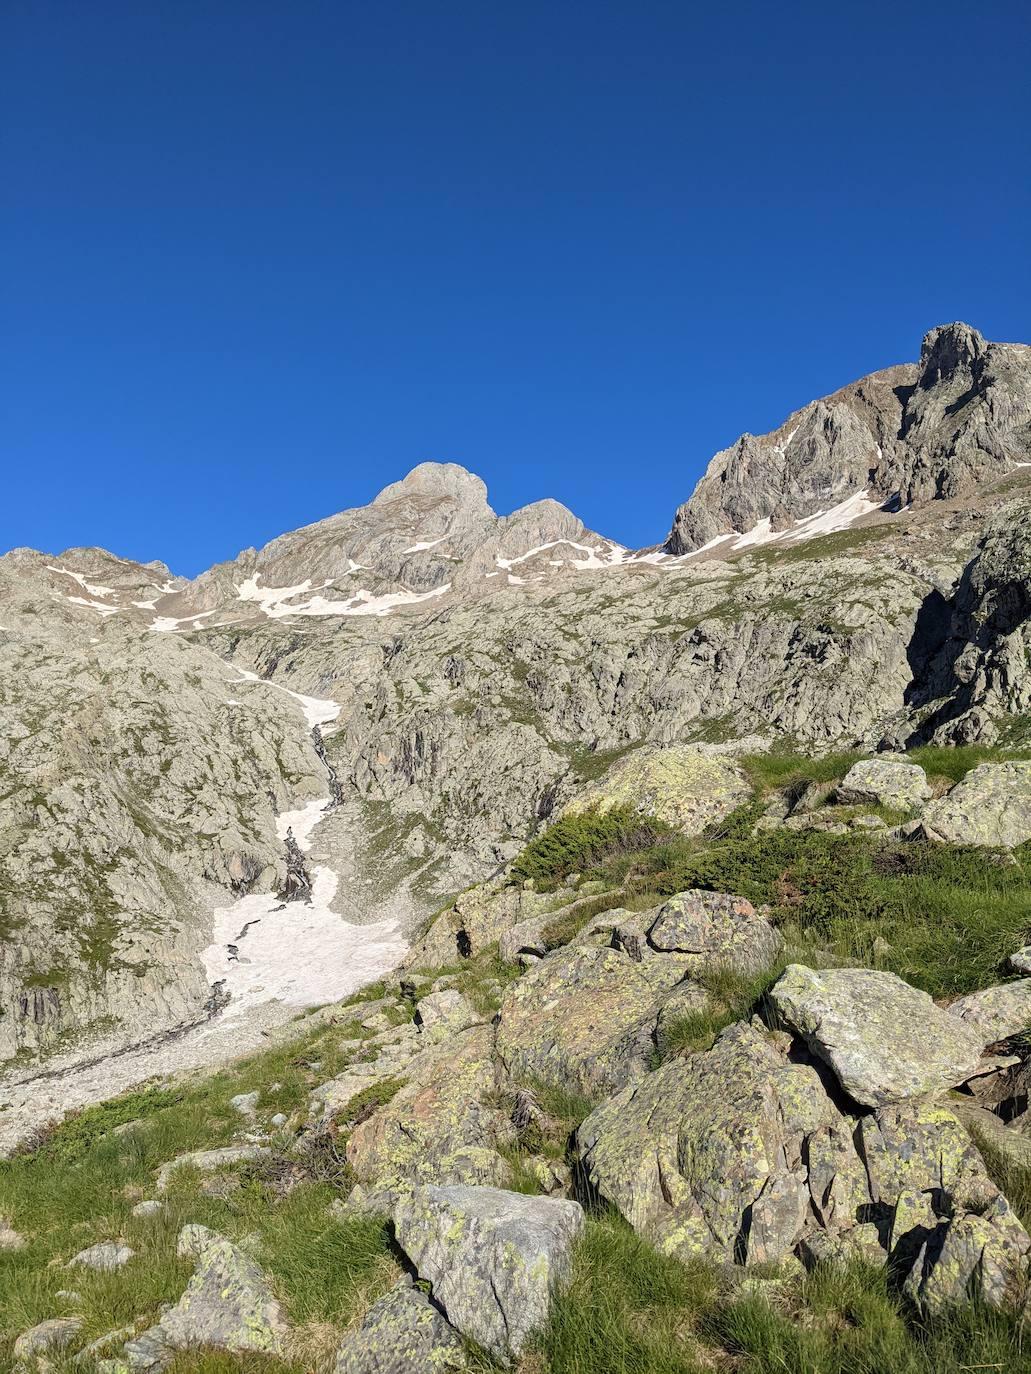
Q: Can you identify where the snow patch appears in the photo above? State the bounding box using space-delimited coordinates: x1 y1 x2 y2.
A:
150 610 217 633
202 860 404 1022
46 565 116 599
236 574 450 619
402 537 445 553
66 596 121 617
231 667 341 729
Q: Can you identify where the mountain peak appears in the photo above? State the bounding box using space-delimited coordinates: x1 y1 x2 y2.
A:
372 461 490 509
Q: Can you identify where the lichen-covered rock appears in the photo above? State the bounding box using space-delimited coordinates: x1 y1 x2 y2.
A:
646 890 782 975
495 943 688 1096
122 1226 288 1366
344 1025 511 1208
769 964 986 1106
498 917 548 964
561 745 751 835
577 1020 851 1265
948 980 1031 1044
920 762 1031 847
903 1196 1031 1314
67 1240 134 1271
334 1280 467 1373
403 880 578 970
393 1185 584 1360
13 1317 83 1369
413 989 480 1033
836 757 931 810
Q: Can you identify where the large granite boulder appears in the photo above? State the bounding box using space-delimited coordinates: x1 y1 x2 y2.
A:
919 762 1031 847
561 745 751 835
495 942 688 1096
646 890 782 975
577 1020 851 1265
836 757 931 811
769 965 986 1106
947 980 1031 1043
344 1025 511 1210
394 1185 584 1361
333 1280 467 1373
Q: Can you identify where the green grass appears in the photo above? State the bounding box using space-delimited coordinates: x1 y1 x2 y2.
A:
0 1003 395 1371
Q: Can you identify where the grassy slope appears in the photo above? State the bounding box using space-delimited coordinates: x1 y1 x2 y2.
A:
4 746 1031 1370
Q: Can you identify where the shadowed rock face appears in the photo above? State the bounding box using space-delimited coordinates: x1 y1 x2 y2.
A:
665 323 1031 553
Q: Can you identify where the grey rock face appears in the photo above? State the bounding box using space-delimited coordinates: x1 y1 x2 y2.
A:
646 890 782 975
947 981 1031 1044
393 1185 585 1360
769 965 987 1106
333 1281 467 1373
836 758 931 810
665 323 1031 553
919 762 1031 847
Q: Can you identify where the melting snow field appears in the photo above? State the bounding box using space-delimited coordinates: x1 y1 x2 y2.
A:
202 858 405 1024
201 680 404 1021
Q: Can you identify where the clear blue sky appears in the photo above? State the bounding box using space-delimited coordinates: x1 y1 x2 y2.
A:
3 1 1029 574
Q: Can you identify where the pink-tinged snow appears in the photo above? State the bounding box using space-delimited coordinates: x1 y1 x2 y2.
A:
230 667 341 729
235 574 450 619
202 860 405 1023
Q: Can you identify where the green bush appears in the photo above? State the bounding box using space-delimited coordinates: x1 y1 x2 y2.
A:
509 806 671 891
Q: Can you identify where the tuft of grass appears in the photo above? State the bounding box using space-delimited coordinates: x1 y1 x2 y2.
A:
528 1211 720 1374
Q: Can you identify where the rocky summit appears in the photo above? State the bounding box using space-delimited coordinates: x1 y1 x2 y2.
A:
3 322 1031 1372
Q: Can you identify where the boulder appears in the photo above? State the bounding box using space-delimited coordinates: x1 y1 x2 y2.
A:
495 942 687 1096
498 917 548 963
646 890 782 975
131 1200 163 1219
394 1185 584 1361
578 1020 852 1265
903 1196 1031 1314
560 745 751 835
122 1226 288 1365
919 762 1031 848
769 965 986 1106
13 1318 83 1369
948 980 1031 1044
413 990 480 1033
836 757 931 811
333 1281 467 1373
67 1240 134 1271
1010 946 1031 974
344 1025 511 1209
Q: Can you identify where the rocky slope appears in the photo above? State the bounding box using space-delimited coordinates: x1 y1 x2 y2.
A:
0 321 1029 1094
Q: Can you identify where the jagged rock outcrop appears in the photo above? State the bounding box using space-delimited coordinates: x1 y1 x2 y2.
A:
665 323 1031 553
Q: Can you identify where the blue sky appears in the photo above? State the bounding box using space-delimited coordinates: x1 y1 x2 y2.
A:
3 1 1029 575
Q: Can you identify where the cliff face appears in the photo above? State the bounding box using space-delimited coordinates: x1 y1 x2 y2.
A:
664 323 1031 554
